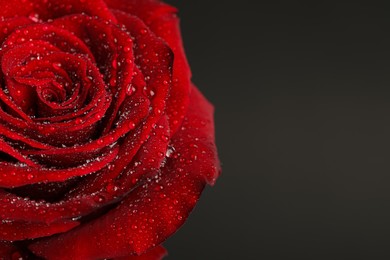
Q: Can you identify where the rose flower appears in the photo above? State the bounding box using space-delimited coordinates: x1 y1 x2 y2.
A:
0 0 220 259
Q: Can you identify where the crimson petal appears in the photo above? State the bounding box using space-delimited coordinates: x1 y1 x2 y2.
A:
106 0 192 135
29 86 220 259
0 241 19 259
0 0 116 22
0 146 119 188
0 116 169 224
113 246 167 260
0 219 79 241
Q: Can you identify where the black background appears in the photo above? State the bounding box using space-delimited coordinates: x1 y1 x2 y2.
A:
163 1 390 259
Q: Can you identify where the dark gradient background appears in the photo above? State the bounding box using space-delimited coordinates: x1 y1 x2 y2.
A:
163 1 390 259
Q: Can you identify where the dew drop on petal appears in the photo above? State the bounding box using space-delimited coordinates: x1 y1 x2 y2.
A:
128 121 136 129
11 251 22 260
126 84 135 96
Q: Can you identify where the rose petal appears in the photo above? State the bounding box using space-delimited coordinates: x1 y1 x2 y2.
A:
0 146 119 188
0 138 38 167
0 51 111 147
0 241 19 259
24 93 149 168
106 0 192 135
0 124 53 150
113 246 167 260
29 86 220 259
51 15 134 126
0 219 79 241
0 0 116 22
0 116 169 224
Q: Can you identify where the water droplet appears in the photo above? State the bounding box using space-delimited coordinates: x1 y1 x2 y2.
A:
126 84 135 96
28 12 40 22
166 147 175 157
52 62 62 70
109 77 117 87
106 182 118 194
111 59 118 69
11 251 22 260
129 121 136 129
94 195 105 203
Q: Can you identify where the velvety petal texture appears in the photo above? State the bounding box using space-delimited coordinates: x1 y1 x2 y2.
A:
0 0 220 259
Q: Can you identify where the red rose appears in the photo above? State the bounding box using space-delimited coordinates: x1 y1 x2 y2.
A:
0 0 220 259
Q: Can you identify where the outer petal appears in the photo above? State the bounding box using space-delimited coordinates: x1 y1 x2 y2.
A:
106 0 192 135
113 246 167 260
0 146 119 188
0 219 79 241
0 0 116 22
29 86 220 259
0 241 19 259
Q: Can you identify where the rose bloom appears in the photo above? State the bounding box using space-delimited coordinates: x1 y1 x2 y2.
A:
0 0 221 259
